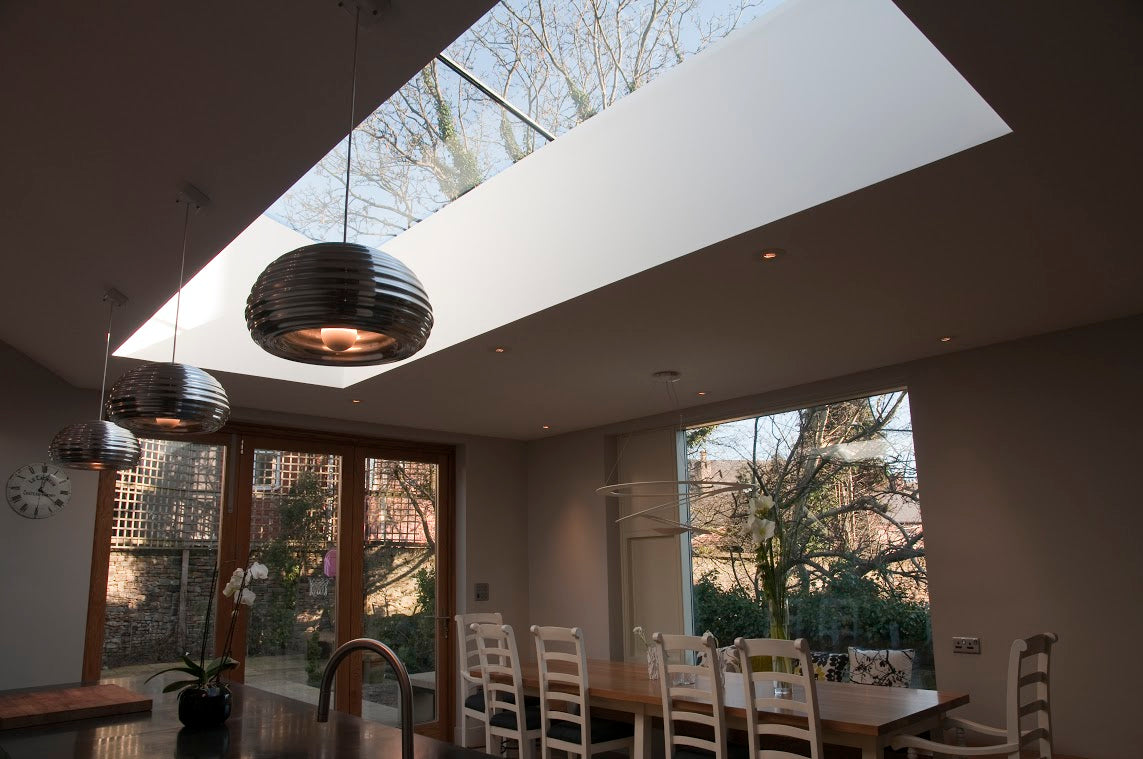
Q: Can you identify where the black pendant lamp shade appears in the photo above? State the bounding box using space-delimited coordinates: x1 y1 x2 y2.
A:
50 420 141 471
245 242 433 366
106 362 230 434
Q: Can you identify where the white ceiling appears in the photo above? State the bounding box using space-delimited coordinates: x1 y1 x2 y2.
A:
115 0 1009 391
2 1 1141 441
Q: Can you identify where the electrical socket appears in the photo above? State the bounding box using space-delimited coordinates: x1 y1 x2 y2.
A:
952 636 981 654
474 582 490 602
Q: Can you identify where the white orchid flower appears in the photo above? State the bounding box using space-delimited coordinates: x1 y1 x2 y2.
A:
248 562 269 580
747 512 776 545
222 570 244 598
239 588 256 606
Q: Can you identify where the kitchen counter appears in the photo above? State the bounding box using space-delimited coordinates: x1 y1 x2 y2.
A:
0 678 486 759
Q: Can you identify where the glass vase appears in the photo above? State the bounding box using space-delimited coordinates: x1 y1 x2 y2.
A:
768 596 792 697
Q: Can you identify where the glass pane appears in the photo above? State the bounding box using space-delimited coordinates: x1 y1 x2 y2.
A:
244 450 341 705
102 439 225 680
361 458 439 725
687 391 935 687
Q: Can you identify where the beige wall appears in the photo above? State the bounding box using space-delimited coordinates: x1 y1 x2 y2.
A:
523 315 1143 758
0 343 102 690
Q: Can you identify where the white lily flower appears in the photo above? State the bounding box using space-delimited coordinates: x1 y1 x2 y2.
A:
747 513 776 545
239 588 256 606
754 493 775 516
248 562 269 580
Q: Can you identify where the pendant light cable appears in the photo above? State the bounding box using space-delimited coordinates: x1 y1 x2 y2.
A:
172 199 191 363
343 6 360 245
98 297 117 421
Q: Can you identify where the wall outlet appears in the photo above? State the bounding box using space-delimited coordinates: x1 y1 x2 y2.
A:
952 636 981 654
474 582 490 602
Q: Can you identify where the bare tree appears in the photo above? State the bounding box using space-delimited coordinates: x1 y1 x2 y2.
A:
690 391 925 604
277 0 762 247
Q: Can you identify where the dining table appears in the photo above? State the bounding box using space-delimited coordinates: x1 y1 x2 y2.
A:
513 659 969 759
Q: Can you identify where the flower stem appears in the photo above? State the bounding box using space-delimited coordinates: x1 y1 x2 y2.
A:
200 560 219 678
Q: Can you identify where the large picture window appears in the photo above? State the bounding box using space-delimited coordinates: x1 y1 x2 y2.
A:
687 390 933 686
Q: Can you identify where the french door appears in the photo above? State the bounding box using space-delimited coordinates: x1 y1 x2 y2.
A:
85 426 455 740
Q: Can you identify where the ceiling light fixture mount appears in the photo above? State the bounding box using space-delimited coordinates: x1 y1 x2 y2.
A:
246 4 432 366
106 186 230 434
49 290 141 470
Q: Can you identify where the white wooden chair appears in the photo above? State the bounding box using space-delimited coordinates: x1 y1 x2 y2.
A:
890 633 1057 758
455 611 503 747
734 637 823 759
530 625 635 759
472 623 542 759
654 631 739 759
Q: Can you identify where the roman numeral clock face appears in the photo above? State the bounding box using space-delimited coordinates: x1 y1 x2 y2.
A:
7 463 71 519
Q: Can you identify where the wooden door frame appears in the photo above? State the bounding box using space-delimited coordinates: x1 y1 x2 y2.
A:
82 423 457 740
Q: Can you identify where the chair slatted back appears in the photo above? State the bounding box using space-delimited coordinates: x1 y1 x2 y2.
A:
472 623 529 735
654 632 728 759
531 625 592 746
455 612 503 693
735 637 822 759
1007 632 1057 758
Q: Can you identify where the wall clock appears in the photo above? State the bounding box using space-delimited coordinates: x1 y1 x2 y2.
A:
7 463 71 519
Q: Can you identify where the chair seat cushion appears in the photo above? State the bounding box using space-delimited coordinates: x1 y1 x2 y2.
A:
465 690 540 712
848 647 915 688
490 707 542 731
548 717 635 745
675 743 749 759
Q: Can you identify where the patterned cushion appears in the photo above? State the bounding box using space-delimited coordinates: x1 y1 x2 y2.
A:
848 647 914 688
695 642 741 673
792 651 849 682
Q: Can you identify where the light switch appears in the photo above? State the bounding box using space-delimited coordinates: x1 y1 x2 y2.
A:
474 582 490 602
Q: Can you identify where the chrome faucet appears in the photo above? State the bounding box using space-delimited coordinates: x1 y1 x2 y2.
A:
316 638 415 759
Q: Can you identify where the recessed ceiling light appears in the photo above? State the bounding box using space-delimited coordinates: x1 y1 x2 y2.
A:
760 248 784 260
697 391 707 396
939 336 954 343
541 425 551 430
351 399 362 404
492 346 507 353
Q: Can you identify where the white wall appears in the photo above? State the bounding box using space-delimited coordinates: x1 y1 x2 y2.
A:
523 315 1143 758
0 343 101 690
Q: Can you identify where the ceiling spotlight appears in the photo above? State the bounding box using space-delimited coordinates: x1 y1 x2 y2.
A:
697 391 707 396
493 346 507 354
939 336 954 343
760 248 784 260
541 425 551 430
351 399 362 404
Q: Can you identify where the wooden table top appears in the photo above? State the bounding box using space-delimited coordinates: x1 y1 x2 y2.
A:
515 659 968 738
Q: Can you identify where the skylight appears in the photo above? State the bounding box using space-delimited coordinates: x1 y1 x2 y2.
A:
117 0 1010 390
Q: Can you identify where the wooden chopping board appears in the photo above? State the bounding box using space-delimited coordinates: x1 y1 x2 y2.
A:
0 684 152 730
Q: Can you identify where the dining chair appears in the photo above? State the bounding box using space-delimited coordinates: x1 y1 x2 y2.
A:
734 636 823 759
654 631 744 759
455 611 503 747
530 625 635 759
472 622 542 759
890 632 1058 758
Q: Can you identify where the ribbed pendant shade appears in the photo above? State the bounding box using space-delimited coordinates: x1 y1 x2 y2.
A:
49 420 141 471
246 242 433 366
106 362 230 434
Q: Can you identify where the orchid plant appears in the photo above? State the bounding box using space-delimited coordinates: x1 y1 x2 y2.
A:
147 559 268 695
745 491 791 640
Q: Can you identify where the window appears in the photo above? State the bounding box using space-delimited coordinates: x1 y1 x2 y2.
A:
252 449 283 491
687 390 933 686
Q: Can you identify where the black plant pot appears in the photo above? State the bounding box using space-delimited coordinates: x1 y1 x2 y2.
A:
177 685 232 729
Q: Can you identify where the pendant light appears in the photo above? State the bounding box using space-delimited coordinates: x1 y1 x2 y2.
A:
49 290 142 470
106 187 230 434
598 371 755 535
245 6 433 366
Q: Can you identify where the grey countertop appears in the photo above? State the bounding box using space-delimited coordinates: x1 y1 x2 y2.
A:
0 680 488 759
